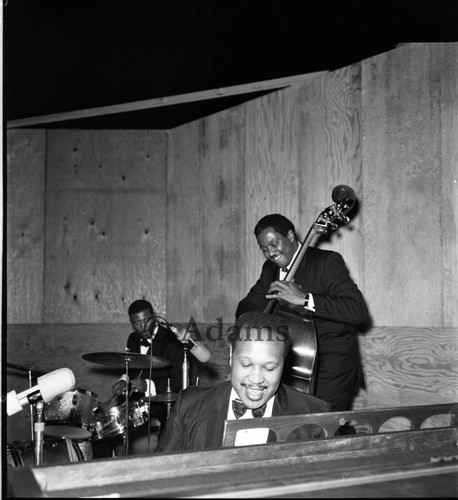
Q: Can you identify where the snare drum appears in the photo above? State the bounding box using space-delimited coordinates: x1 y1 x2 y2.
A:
128 400 149 428
92 400 149 441
45 388 98 439
7 438 89 467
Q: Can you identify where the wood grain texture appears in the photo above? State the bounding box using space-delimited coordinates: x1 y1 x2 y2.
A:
43 130 167 322
364 326 458 408
362 44 446 327
435 43 458 328
167 107 246 323
295 64 366 313
199 108 247 322
166 121 203 321
6 130 46 323
244 86 301 293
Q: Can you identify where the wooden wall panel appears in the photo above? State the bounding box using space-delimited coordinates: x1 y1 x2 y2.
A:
43 130 167 323
363 327 458 408
167 122 204 322
6 130 46 323
437 43 458 328
295 64 366 311
243 87 301 292
362 44 445 327
167 107 246 324
200 108 247 323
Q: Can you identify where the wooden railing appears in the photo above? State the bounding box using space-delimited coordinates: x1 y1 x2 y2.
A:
222 402 458 446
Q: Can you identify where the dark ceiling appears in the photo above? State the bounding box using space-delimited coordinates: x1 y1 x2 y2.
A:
4 0 458 129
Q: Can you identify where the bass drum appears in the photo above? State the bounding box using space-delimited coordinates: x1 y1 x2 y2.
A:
6 438 92 467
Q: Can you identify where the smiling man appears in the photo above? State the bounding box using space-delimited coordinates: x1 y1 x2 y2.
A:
155 311 329 453
236 213 369 412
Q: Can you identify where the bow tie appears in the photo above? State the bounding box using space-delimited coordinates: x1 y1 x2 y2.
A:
281 267 288 274
140 338 151 347
232 399 267 419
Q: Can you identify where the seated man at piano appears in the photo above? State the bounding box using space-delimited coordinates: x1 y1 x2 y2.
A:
155 311 330 453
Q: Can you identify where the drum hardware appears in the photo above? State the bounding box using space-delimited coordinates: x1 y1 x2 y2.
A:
7 438 87 468
182 342 190 390
149 379 177 419
34 401 45 466
92 400 150 442
83 351 170 455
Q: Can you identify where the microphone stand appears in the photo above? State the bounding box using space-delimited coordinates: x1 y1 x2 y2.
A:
146 341 155 454
34 401 45 466
182 342 189 390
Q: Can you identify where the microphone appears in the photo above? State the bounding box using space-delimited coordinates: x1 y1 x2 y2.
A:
169 325 211 363
331 185 356 203
7 368 75 416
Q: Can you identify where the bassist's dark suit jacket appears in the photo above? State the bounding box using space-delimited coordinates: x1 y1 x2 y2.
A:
236 247 369 408
155 381 330 453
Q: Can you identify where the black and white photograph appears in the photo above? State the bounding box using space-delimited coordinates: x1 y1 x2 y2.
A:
4 1 458 497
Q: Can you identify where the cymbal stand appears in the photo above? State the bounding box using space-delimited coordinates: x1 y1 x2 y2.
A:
165 378 173 419
28 369 34 440
34 401 45 466
122 356 131 456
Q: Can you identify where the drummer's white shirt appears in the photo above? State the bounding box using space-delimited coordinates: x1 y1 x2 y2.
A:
226 388 274 447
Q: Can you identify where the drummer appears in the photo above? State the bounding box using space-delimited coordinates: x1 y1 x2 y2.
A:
109 299 185 455
113 299 184 397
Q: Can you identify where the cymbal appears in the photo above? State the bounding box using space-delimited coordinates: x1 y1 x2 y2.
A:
82 351 170 370
7 362 46 377
149 392 178 403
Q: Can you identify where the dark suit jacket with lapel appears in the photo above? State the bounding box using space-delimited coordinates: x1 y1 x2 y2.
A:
155 381 330 453
126 325 184 394
235 247 369 399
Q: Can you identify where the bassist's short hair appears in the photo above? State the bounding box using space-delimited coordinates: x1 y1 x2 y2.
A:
254 214 297 239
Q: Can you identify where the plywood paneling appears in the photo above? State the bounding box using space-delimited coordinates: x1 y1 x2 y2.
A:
244 86 302 291
167 107 246 323
167 122 203 322
200 108 246 323
436 43 458 327
44 130 167 322
6 130 46 323
296 64 365 300
362 44 444 327
363 326 458 408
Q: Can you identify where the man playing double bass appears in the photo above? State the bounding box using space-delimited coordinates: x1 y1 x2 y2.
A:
236 214 369 411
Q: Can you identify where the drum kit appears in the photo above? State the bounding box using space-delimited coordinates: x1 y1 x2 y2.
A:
7 351 179 466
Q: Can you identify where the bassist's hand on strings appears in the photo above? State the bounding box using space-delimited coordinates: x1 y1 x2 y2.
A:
266 280 307 306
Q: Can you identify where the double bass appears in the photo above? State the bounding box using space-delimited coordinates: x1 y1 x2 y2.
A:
262 185 357 394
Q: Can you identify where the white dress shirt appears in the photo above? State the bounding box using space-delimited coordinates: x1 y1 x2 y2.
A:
227 388 274 446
